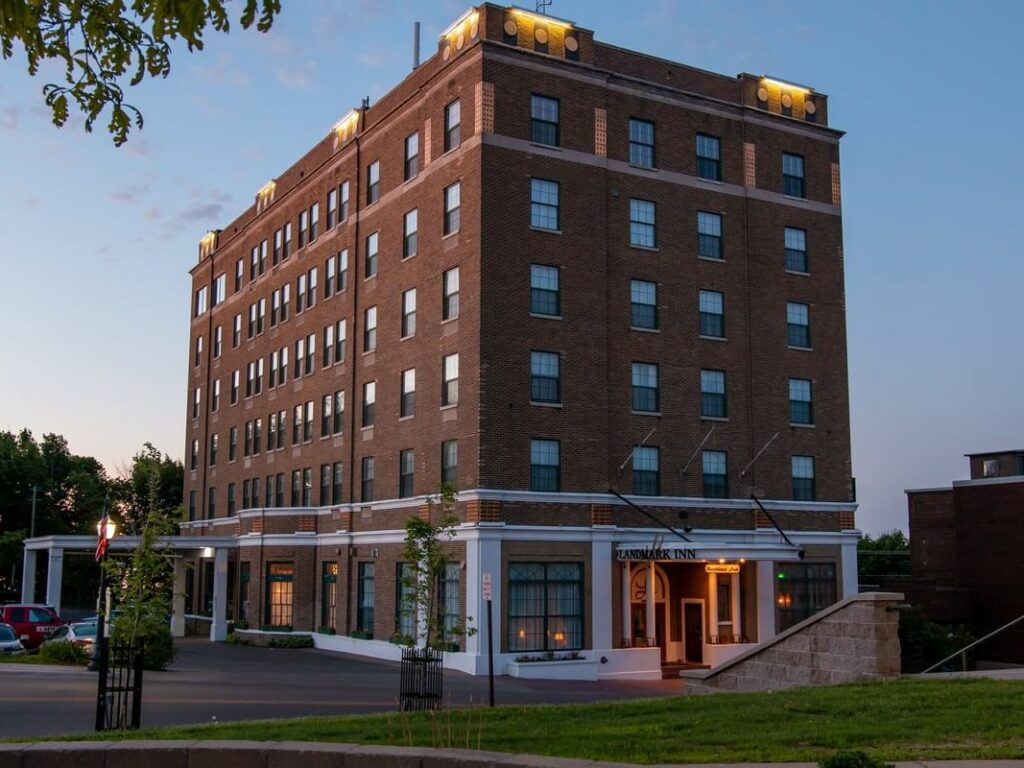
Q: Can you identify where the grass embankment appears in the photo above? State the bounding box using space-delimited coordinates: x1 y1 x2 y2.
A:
57 677 1024 764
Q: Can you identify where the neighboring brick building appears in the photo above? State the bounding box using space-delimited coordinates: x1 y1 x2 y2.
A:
180 4 858 678
905 450 1024 664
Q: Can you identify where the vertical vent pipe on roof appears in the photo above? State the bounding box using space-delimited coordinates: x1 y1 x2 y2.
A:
413 21 421 70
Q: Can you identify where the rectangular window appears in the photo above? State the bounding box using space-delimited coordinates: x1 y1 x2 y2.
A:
630 279 658 329
357 562 374 634
792 455 816 500
320 393 332 438
362 381 376 428
337 249 348 292
305 332 315 375
442 353 459 406
339 181 349 221
235 258 244 292
190 438 199 470
399 449 415 498
298 209 308 249
399 289 416 338
252 417 262 455
306 267 317 309
283 222 292 259
302 466 312 506
785 227 808 273
365 231 378 278
335 319 346 362
508 563 583 652
271 290 281 327
322 324 333 368
363 306 377 352
308 202 319 243
530 94 559 146
444 182 461 235
361 456 375 502
211 379 220 412
696 133 722 181
294 338 305 378
304 400 313 442
213 273 226 306
248 246 258 281
777 562 835 631
787 302 811 348
403 209 418 258
297 274 307 314
404 132 419 180
332 461 343 504
633 446 659 495
243 422 252 457
281 284 290 321
629 198 656 247
273 228 283 265
194 335 203 367
783 153 805 198
232 314 241 348
254 359 264 395
400 368 415 418
231 370 239 404
194 286 208 317
631 362 659 413
367 160 380 205
699 289 725 337
292 404 303 446
529 264 560 317
229 426 237 461
789 378 813 424
242 480 250 511
703 450 728 498
268 411 277 449
439 563 460 643
277 347 287 386
266 563 294 628
530 350 560 404
276 409 286 449
530 178 559 231
207 487 216 518
321 561 338 630
324 256 335 299
698 211 723 259
444 99 461 152
333 390 344 435
326 188 337 230
395 562 415 639
213 326 222 359
290 469 301 506
629 118 655 168
530 439 560 492
442 267 459 320
441 440 457 486
701 369 727 418
275 473 285 507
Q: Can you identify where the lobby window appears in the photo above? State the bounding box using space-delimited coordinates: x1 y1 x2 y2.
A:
439 564 460 643
332 390 344 435
357 562 375 634
792 455 816 501
696 133 721 181
332 461 343 504
699 290 725 338
777 562 835 631
367 160 380 204
442 267 460 320
787 302 811 348
632 446 659 495
229 426 237 461
364 306 377 352
403 209 418 258
444 182 461 235
530 178 559 231
326 188 337 230
335 319 347 363
321 562 338 630
530 351 560 404
698 211 723 259
404 131 419 180
361 457 375 502
265 563 294 628
629 118 655 168
508 563 582 652
399 449 415 498
441 440 458 486
340 180 350 221
701 369 727 418
789 378 813 424
631 362 659 413
442 353 459 406
362 381 376 428
444 99 461 151
702 450 728 498
530 94 559 146
365 231 378 278
785 227 808 273
630 279 658 329
629 198 656 247
783 153 805 198
401 288 416 338
530 439 560 492
400 368 415 418
530 264 560 317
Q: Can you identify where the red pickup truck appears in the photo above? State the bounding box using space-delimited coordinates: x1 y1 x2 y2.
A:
0 605 65 650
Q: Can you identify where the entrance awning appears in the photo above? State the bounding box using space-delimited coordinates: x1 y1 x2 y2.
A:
615 541 802 562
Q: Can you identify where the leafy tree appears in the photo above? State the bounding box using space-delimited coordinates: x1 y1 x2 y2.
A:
112 442 183 533
1 0 281 145
858 529 911 578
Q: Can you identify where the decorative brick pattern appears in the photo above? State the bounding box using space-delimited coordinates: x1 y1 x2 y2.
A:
839 510 855 530
250 516 263 534
594 108 607 157
744 142 756 188
423 117 431 165
298 515 317 532
591 504 612 526
755 510 772 529
831 162 842 206
477 81 495 134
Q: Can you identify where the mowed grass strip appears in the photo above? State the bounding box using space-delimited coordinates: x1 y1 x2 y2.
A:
52 677 1024 764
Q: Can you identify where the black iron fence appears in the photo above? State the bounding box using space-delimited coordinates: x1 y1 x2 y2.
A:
95 638 144 731
398 646 443 711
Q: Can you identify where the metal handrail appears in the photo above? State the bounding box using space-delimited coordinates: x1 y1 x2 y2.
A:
919 613 1024 674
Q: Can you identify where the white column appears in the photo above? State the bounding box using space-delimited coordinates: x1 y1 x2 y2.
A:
170 557 186 638
210 548 229 641
620 561 632 645
465 530 501 666
45 548 64 614
707 572 719 640
756 560 776 642
730 572 741 641
21 549 37 603
591 537 613 650
644 561 655 644
840 537 859 599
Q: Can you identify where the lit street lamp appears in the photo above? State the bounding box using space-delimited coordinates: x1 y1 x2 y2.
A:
86 502 116 672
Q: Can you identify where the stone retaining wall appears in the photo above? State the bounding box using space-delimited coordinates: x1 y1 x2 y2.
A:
681 592 904 693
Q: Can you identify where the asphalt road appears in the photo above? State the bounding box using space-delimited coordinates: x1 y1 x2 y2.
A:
0 639 682 740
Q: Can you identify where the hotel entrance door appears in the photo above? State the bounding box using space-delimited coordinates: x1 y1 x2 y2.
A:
683 600 704 664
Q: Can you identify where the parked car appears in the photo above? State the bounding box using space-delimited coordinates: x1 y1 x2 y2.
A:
0 605 65 650
0 623 25 655
44 621 98 656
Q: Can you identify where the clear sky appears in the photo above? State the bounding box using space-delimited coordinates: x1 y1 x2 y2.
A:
1 0 1021 534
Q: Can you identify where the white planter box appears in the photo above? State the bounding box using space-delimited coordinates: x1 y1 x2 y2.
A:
507 659 599 681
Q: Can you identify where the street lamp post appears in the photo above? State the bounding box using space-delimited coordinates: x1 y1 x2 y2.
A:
86 512 116 672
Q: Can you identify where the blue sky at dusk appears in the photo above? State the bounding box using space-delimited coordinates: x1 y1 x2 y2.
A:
0 0 1020 535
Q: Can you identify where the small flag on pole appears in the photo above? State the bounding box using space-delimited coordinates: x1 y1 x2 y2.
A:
95 508 109 562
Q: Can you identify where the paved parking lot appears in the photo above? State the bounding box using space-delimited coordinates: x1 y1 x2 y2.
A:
0 639 682 739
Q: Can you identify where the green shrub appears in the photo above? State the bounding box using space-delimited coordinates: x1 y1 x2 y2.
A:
260 624 293 632
898 607 975 673
38 641 89 665
349 629 373 640
820 751 893 768
226 633 251 646
316 626 336 635
267 634 314 649
234 619 250 630
111 614 175 670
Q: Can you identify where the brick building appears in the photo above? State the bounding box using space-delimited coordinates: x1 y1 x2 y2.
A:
905 450 1024 664
180 4 858 678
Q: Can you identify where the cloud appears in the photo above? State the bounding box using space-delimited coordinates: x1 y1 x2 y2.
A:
146 206 162 221
191 53 250 88
124 138 158 158
109 183 150 204
189 186 232 204
275 61 315 90
160 202 227 240
0 106 20 131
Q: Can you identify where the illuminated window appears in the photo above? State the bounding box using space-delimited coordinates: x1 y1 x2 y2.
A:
508 563 582 652
531 94 559 146
265 563 294 627
629 199 656 247
777 562 835 631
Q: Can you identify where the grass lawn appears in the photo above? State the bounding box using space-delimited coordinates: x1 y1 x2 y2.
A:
51 677 1024 764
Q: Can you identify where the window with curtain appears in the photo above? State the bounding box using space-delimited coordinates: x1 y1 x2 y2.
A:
507 562 583 652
